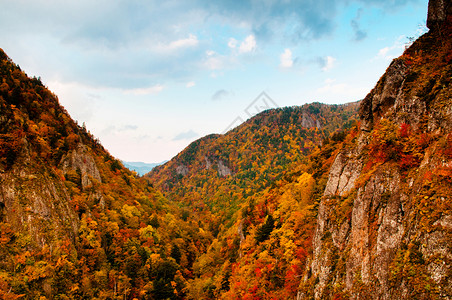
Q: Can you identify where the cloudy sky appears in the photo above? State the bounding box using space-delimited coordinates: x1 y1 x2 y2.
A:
0 0 428 163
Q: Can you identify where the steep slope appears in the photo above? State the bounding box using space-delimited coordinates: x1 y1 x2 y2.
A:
185 131 357 299
0 49 210 299
305 4 452 299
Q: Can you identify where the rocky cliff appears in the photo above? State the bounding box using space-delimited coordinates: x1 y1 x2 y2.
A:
307 4 452 299
427 0 452 30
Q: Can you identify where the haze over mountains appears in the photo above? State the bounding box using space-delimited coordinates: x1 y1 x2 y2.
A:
122 161 167 176
0 1 451 299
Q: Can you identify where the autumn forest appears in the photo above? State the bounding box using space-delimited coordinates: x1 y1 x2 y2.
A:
0 1 452 299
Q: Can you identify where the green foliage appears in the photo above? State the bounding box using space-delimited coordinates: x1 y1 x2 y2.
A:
255 215 275 243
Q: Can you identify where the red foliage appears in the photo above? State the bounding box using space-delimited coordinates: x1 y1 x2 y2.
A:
436 167 452 183
417 133 431 149
296 247 307 262
399 154 418 170
399 123 410 138
284 264 301 295
255 267 262 278
443 134 452 159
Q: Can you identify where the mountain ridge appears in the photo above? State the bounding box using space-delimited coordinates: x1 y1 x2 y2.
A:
147 102 359 226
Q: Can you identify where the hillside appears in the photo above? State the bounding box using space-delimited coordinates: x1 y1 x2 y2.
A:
0 49 211 299
147 103 359 229
145 98 360 299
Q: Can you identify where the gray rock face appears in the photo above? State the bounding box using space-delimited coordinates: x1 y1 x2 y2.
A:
61 144 102 189
302 111 321 129
359 55 452 135
0 145 79 248
323 151 363 197
310 132 452 298
0 142 111 249
217 160 231 177
176 164 189 176
203 156 231 177
359 59 407 132
204 156 212 170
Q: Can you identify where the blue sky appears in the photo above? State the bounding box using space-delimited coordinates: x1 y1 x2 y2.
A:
0 0 428 163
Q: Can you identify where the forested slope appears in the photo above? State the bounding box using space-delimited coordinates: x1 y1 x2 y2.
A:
0 48 211 299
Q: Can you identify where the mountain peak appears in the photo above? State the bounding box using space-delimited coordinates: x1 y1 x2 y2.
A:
427 0 452 30
359 1 452 134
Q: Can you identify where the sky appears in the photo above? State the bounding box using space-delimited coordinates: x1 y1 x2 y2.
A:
0 0 429 163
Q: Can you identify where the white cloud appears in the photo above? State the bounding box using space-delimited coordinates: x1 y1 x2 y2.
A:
169 34 198 49
186 81 195 88
101 124 138 135
374 35 405 60
317 78 346 93
316 78 367 100
228 38 238 49
322 56 336 71
155 34 199 52
125 84 164 95
378 47 390 57
172 129 199 141
205 56 224 70
203 51 231 71
280 48 293 68
239 35 256 53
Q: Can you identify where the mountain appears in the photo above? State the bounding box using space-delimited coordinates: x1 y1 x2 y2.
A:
147 103 359 221
0 48 211 299
0 0 450 299
181 129 356 299
122 161 167 176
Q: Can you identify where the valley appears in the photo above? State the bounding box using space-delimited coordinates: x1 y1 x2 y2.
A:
0 1 451 299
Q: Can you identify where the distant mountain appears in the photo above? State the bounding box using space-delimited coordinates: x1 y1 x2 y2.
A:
122 160 167 175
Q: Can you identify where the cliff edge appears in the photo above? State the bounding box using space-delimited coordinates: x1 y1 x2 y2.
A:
307 2 452 299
